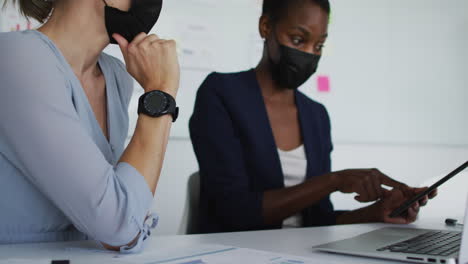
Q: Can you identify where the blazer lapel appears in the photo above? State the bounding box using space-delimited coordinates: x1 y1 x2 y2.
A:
244 70 285 189
295 92 322 179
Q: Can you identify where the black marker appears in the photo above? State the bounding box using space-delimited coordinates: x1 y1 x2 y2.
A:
446 218 464 227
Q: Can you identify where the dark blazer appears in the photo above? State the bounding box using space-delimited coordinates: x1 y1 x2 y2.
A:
189 69 342 234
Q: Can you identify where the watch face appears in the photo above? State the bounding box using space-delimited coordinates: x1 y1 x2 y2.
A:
144 91 168 115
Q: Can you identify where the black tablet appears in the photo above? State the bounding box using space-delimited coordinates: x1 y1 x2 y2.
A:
389 160 468 218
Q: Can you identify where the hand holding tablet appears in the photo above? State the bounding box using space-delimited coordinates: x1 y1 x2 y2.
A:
389 161 468 218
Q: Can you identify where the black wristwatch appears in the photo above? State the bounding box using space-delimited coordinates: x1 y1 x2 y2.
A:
138 90 179 122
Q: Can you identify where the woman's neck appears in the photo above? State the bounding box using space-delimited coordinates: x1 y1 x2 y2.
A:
255 55 295 104
37 0 109 78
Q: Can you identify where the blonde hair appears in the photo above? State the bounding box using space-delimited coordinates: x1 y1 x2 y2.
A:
4 0 54 23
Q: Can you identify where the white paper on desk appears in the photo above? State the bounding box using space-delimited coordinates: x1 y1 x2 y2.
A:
115 244 237 263
0 259 50 264
159 247 342 264
116 244 341 264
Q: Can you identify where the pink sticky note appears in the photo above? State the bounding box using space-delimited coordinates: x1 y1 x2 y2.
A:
317 75 331 92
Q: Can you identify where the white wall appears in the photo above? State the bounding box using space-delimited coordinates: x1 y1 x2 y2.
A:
152 139 468 235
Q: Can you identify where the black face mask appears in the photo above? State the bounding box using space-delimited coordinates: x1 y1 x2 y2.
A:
103 0 163 44
268 37 321 90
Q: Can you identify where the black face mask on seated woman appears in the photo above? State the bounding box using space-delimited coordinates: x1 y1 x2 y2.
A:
103 0 163 44
267 31 321 90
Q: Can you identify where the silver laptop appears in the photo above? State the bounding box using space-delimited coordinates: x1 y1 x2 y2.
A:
314 180 468 263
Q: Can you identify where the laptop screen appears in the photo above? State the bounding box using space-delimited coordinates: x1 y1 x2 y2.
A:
459 193 468 263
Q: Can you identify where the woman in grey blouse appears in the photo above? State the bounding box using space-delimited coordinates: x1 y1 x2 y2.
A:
0 0 179 253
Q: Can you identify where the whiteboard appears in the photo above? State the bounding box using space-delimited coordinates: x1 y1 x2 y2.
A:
2 0 467 145
124 0 468 145
306 0 468 146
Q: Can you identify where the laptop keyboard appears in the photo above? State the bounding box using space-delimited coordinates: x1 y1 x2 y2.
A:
377 231 461 256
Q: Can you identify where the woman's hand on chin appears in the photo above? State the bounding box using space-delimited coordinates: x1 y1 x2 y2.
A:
113 32 180 97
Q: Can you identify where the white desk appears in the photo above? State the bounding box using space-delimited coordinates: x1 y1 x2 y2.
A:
0 220 462 264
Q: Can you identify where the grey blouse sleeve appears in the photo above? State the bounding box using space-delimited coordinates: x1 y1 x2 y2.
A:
0 36 154 252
